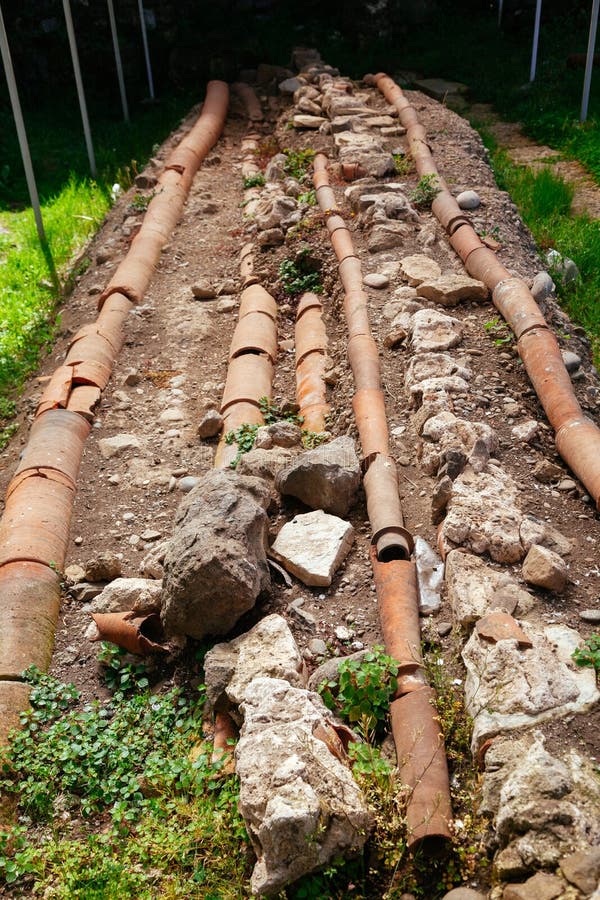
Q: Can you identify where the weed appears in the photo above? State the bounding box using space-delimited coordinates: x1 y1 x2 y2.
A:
572 632 600 674
301 429 328 449
484 316 513 347
283 148 316 181
0 667 250 896
243 173 265 189
393 153 413 176
410 174 441 208
97 642 150 697
318 646 399 739
224 422 260 468
298 189 317 206
279 247 323 296
129 191 154 211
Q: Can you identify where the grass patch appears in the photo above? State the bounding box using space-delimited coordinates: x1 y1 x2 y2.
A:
0 178 108 398
485 144 600 364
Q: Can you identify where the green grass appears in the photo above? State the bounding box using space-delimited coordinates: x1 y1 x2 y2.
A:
485 142 600 364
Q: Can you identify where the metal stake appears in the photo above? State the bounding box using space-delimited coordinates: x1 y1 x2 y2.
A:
581 0 600 122
63 0 97 177
107 0 129 123
138 0 155 100
529 0 543 82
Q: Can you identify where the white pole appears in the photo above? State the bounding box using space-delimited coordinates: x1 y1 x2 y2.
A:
530 0 543 81
107 0 129 123
581 0 600 122
498 0 504 27
0 5 46 244
137 0 155 100
63 0 97 177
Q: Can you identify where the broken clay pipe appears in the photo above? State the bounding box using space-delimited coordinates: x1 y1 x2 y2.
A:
91 611 169 656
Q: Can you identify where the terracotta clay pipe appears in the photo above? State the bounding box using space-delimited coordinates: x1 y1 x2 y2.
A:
372 71 600 509
295 292 330 433
313 152 451 849
0 82 229 745
232 82 264 123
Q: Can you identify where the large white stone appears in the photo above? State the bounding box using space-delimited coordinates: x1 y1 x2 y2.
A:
445 550 534 626
98 433 141 459
237 677 372 896
410 308 463 352
463 623 599 752
400 254 442 286
440 464 523 563
271 510 354 586
416 273 488 307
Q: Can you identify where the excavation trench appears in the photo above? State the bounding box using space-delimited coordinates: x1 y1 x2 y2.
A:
372 71 600 509
0 81 229 743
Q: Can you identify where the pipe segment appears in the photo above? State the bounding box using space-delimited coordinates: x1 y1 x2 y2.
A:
313 152 451 848
295 292 330 432
373 71 600 509
0 82 229 745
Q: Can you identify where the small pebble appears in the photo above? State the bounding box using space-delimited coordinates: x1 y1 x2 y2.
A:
456 189 480 210
557 478 577 492
74 536 83 546
141 530 161 541
579 608 600 624
335 625 352 642
363 273 390 289
178 476 199 492
437 621 452 637
307 638 327 656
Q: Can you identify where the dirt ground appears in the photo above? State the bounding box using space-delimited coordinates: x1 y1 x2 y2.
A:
1 71 599 891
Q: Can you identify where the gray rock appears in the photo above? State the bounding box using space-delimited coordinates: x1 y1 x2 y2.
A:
417 273 488 307
440 464 524 563
410 308 463 353
177 475 199 492
293 114 327 129
275 436 360 516
363 273 390 289
197 409 223 439
236 447 295 483
520 516 573 556
414 536 443 614
431 475 453 525
532 459 564 483
307 651 366 692
442 889 486 900
254 196 297 232
279 76 303 94
522 544 568 592
546 249 580 284
557 478 577 491
511 420 538 443
561 349 582 373
266 421 303 448
368 222 411 252
400 253 442 286
456 190 481 210
83 553 122 583
236 677 372 895
271 510 354 587
503 872 565 900
580 608 600 624
161 470 271 638
191 284 217 300
463 624 599 752
203 614 305 709
88 577 163 614
445 549 533 626
257 227 285 247
70 582 105 603
139 540 169 579
307 638 327 658
559 847 600 894
530 271 555 301
420 412 498 478
98 433 141 459
264 153 287 182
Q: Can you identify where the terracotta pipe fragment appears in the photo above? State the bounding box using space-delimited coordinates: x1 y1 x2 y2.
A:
352 389 389 458
295 292 330 433
232 82 263 122
347 334 381 390
212 709 239 772
239 283 277 321
371 554 425 689
365 458 413 561
228 312 278 363
0 562 61 678
14 410 90 488
0 476 74 569
91 611 168 655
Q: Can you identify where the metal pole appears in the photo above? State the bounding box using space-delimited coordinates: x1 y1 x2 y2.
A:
137 0 155 100
62 0 97 177
530 0 543 82
107 0 129 123
0 6 46 243
581 0 600 122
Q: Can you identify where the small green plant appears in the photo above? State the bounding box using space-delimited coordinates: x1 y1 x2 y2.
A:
243 173 265 189
318 646 399 739
283 148 316 181
410 173 442 208
572 633 600 673
301 429 328 449
130 191 154 211
393 153 412 176
298 189 317 206
279 247 323 296
484 316 513 347
224 421 260 468
97 642 150 697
